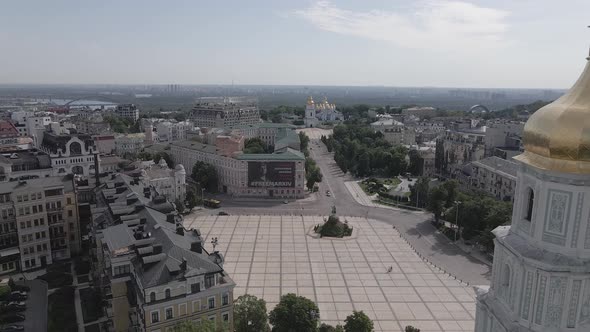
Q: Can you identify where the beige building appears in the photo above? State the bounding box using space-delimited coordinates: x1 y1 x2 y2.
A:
190 102 260 129
0 176 81 274
92 174 234 332
171 140 305 198
469 156 517 202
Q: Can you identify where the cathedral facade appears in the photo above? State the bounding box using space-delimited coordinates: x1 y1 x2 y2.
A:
475 50 590 331
304 96 343 127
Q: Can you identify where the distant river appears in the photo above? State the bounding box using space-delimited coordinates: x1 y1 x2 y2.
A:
36 98 117 107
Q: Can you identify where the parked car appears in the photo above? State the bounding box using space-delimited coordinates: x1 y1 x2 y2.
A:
7 294 25 301
0 314 25 323
0 325 24 332
217 211 229 216
9 292 25 298
283 200 289 204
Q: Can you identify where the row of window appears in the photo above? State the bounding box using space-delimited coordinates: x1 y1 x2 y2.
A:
16 192 42 202
19 217 45 229
0 222 16 234
20 231 47 242
18 204 44 216
1 262 15 272
23 243 48 255
150 300 230 324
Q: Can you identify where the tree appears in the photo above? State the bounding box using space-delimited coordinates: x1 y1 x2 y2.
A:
186 191 198 211
154 152 175 168
427 185 447 222
269 293 320 332
306 166 323 191
405 326 420 332
174 199 185 212
234 294 270 332
244 138 270 154
409 176 430 208
171 319 227 332
319 324 344 332
343 311 374 332
191 161 219 192
299 132 310 151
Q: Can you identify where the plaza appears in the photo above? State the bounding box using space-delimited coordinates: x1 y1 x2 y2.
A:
184 214 476 332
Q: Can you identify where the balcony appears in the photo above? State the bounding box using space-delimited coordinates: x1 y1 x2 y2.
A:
46 206 64 213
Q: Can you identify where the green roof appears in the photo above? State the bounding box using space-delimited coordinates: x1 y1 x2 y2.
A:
236 148 304 161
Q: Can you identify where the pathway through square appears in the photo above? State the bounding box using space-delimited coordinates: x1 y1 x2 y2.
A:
184 215 476 332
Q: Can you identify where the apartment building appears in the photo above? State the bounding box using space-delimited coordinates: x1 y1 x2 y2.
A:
190 102 260 129
91 174 234 332
0 176 81 274
469 156 517 202
40 131 98 176
115 104 140 122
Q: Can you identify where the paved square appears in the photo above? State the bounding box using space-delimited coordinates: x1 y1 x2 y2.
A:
184 215 476 332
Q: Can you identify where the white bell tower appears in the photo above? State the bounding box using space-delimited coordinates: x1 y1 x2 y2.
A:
475 48 590 331
304 96 318 128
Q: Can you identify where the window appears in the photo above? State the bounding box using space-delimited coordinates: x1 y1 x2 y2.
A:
191 283 200 293
68 210 73 217
67 198 71 205
179 303 187 316
165 307 173 320
113 265 130 276
193 300 201 312
205 275 214 288
150 292 156 302
151 310 160 323
525 188 534 221
222 293 229 306
208 297 215 309
222 312 229 322
165 288 171 299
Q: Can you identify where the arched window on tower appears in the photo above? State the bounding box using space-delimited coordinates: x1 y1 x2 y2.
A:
150 292 156 302
501 264 511 299
525 188 534 221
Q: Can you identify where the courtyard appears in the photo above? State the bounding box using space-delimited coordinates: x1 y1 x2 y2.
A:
184 214 476 332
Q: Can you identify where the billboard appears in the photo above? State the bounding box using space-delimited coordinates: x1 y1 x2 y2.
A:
248 161 295 188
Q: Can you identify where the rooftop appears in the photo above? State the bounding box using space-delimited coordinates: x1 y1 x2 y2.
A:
0 175 74 194
472 156 518 178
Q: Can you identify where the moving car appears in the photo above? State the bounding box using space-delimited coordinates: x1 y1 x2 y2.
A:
326 190 331 197
0 325 24 332
217 211 229 216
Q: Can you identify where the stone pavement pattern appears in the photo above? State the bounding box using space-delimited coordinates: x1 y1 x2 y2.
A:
184 215 476 332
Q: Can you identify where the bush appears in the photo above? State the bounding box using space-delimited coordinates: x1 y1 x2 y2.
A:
0 285 10 300
80 287 104 323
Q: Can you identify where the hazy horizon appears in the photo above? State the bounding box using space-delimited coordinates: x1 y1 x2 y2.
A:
2 0 589 89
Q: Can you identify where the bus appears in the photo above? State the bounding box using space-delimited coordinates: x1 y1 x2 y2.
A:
203 199 221 209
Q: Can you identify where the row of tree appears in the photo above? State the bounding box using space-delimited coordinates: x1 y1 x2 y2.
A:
243 137 274 154
323 124 408 177
103 115 141 134
409 179 512 252
171 293 422 332
260 106 305 123
300 132 323 190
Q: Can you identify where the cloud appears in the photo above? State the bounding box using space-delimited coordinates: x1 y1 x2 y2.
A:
295 1 509 50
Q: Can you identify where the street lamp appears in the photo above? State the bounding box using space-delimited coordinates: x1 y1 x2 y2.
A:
454 200 462 242
211 237 218 251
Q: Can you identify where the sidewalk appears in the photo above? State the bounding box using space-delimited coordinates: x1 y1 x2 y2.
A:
454 239 493 267
344 180 424 214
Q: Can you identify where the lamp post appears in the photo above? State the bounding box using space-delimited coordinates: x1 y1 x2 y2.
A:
211 237 218 251
454 200 462 242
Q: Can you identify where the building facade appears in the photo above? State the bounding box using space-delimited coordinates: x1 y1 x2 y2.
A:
171 141 305 199
40 132 98 176
469 156 517 202
0 176 81 274
304 96 343 127
114 133 146 157
91 174 234 332
190 102 260 129
115 104 140 122
475 50 590 332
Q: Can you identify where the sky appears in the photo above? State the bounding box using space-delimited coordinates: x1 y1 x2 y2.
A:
1 0 590 88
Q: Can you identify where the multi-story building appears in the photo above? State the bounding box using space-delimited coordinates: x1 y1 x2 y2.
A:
370 118 416 145
190 101 260 129
0 149 53 181
232 123 300 151
115 104 140 122
114 133 145 157
93 134 116 155
0 176 81 274
441 128 486 177
92 174 234 332
483 120 524 156
469 156 517 202
171 141 305 198
135 158 186 202
154 121 193 143
40 131 98 176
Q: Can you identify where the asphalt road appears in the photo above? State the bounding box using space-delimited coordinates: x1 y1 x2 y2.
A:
204 139 492 285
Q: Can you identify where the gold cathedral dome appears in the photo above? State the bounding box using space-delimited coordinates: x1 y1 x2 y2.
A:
515 53 590 174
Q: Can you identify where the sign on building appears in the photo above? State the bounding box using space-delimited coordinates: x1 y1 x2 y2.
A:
248 162 295 187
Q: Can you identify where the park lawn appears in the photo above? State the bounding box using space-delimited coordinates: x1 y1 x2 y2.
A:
80 287 103 323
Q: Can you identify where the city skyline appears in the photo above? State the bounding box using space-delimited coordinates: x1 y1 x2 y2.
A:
1 0 590 89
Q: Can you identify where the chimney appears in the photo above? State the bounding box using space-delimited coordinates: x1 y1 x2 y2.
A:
176 224 184 235
166 214 175 223
180 257 187 271
190 241 202 254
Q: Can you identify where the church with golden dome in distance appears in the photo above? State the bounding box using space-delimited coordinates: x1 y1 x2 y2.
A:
304 96 343 127
475 46 590 331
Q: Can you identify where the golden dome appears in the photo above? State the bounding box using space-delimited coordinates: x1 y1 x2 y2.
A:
307 96 314 105
515 56 590 174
